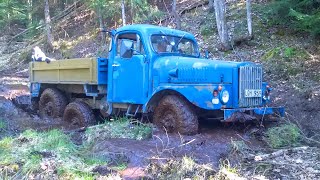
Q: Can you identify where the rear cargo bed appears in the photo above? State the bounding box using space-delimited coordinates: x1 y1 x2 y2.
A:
29 58 108 85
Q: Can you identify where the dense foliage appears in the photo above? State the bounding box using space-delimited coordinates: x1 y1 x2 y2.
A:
86 0 163 25
0 0 163 38
0 0 78 38
0 0 28 28
269 0 320 36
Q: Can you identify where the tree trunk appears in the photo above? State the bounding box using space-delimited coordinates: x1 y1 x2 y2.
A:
246 0 253 37
121 0 126 26
98 7 107 47
208 0 214 12
44 0 54 50
172 0 181 29
214 0 230 51
131 0 134 24
27 0 33 24
59 0 66 11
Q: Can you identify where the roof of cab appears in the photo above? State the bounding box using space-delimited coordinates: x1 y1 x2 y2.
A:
116 24 196 40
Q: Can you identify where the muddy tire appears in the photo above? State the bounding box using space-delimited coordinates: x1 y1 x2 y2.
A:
39 88 67 118
153 95 198 135
63 101 96 128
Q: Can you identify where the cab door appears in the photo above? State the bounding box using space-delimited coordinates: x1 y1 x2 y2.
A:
111 32 148 104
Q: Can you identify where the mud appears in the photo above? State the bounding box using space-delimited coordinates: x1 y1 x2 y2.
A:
1 92 262 179
0 76 29 99
91 120 263 179
0 73 269 179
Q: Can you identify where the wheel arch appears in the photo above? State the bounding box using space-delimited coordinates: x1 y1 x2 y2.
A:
143 89 191 113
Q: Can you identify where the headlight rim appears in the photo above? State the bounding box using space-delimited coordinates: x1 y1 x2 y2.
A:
220 90 229 104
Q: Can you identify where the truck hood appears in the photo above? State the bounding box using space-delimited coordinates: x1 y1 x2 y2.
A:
153 56 254 83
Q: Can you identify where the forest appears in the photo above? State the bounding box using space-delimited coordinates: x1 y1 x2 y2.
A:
0 0 320 179
1 0 320 48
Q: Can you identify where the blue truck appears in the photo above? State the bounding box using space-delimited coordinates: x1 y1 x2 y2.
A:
29 24 284 134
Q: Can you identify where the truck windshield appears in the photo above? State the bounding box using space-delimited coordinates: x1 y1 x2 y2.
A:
151 35 198 57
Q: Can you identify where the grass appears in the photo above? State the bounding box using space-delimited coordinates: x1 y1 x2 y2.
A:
0 117 152 179
261 45 309 79
215 159 242 180
147 156 215 179
147 156 246 179
230 140 251 156
85 117 152 143
266 123 301 148
0 129 86 179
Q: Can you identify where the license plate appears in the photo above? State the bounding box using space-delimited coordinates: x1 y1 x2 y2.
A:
245 89 262 98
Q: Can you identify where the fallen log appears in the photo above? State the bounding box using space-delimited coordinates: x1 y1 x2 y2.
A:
158 0 209 25
178 0 209 15
245 146 310 162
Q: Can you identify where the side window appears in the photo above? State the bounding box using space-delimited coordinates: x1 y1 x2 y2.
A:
116 33 145 57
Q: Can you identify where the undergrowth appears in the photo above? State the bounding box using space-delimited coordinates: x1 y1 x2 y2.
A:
85 117 152 143
262 46 309 79
0 117 151 179
147 156 215 179
0 129 89 179
215 159 243 180
266 123 301 148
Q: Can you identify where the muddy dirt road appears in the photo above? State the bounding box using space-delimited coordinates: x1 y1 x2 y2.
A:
91 121 263 178
91 121 255 167
0 74 267 179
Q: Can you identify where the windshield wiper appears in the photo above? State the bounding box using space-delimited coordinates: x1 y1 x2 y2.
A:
177 33 186 46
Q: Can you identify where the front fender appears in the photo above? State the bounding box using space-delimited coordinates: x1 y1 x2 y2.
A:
143 84 233 112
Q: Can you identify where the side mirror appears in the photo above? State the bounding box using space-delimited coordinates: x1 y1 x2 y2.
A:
99 28 116 37
120 39 133 58
205 50 209 59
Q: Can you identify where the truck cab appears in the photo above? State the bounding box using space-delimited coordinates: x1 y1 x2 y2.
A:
30 24 284 135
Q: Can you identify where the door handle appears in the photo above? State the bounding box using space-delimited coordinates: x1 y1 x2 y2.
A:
112 63 120 71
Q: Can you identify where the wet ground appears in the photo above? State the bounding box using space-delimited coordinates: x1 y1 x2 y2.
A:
0 74 77 138
90 120 265 178
0 74 266 179
93 123 235 166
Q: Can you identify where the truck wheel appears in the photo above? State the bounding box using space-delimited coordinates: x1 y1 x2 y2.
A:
39 88 67 118
153 95 198 135
63 101 96 128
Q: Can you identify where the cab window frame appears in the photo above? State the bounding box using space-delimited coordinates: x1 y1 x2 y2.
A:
115 32 146 59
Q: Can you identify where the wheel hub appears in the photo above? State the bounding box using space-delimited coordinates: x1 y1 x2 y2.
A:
162 111 176 132
44 102 54 117
71 117 81 126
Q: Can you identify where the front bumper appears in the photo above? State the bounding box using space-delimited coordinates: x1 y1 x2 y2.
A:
223 107 285 122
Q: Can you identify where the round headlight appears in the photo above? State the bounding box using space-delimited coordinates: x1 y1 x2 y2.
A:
221 90 229 104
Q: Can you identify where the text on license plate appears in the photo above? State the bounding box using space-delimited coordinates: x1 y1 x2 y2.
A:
245 89 262 98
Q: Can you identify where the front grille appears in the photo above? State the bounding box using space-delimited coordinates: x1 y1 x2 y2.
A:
239 66 263 107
